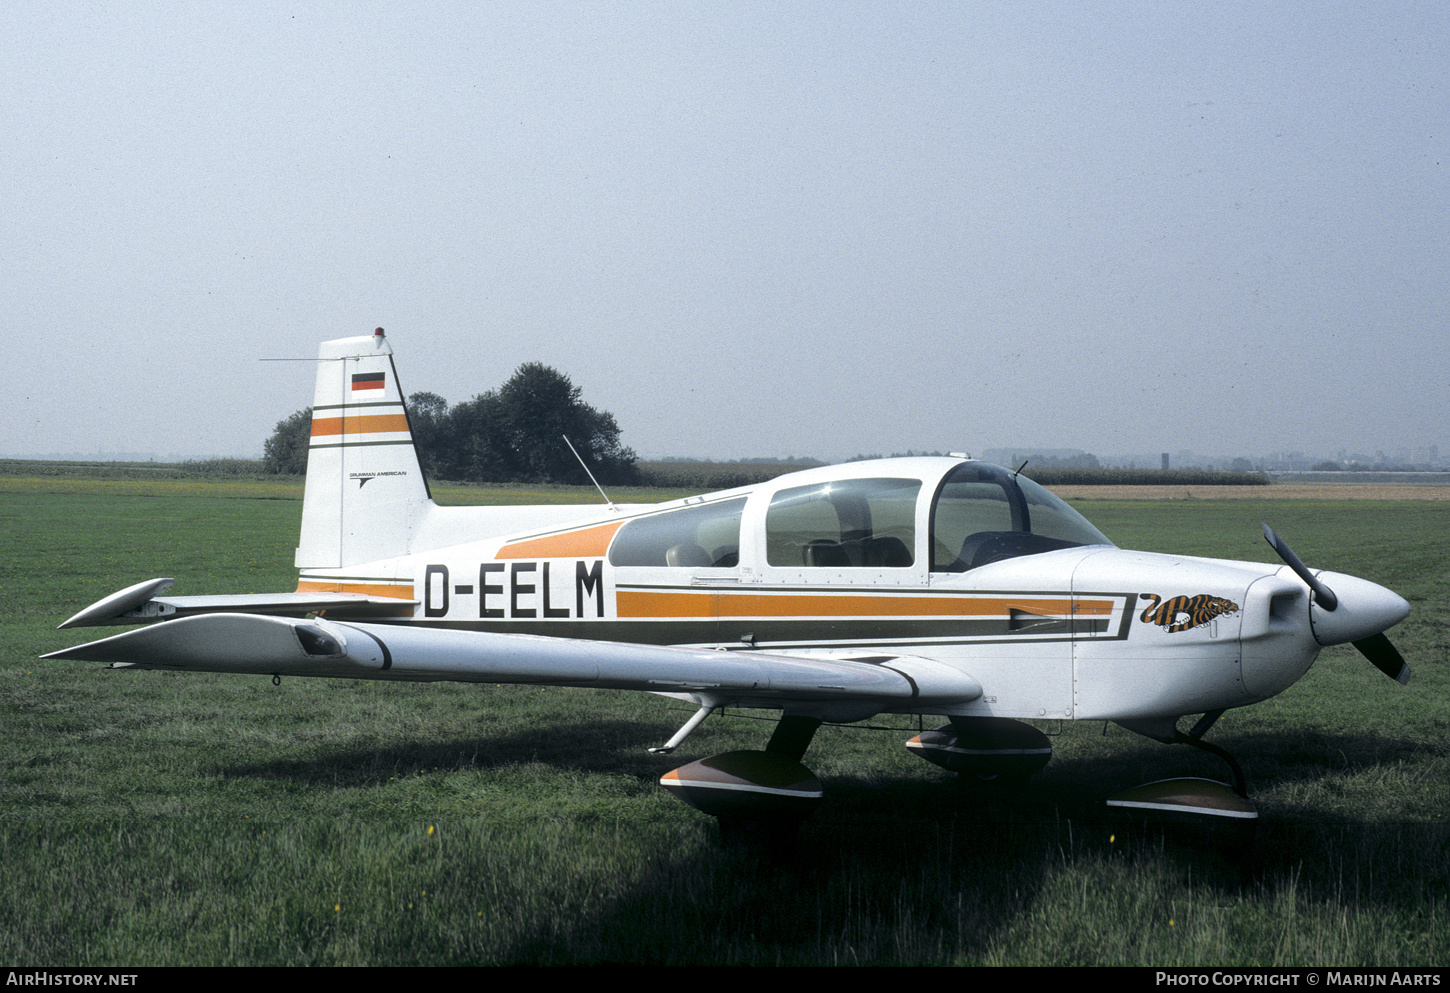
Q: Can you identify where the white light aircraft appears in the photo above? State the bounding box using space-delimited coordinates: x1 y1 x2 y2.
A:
46 329 1413 835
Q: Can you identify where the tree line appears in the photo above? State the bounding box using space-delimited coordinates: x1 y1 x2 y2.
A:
263 363 639 485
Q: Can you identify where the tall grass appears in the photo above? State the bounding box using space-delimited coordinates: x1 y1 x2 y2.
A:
2 480 1445 964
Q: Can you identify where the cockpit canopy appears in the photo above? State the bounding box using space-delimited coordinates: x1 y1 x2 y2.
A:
928 461 1112 571
607 459 1113 573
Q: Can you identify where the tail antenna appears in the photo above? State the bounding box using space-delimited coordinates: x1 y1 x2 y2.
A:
563 435 619 513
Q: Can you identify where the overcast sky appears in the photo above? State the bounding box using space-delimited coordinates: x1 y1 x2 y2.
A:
5 2 1447 462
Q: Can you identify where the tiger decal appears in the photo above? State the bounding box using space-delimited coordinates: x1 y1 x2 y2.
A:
1138 593 1240 633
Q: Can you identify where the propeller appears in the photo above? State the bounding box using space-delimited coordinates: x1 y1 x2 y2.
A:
1262 524 1410 685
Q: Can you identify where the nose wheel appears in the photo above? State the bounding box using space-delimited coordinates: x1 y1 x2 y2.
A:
1108 710 1258 837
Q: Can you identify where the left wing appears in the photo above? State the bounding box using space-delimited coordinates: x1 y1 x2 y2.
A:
44 613 981 721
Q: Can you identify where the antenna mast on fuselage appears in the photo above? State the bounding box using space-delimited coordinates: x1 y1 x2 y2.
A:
563 435 619 513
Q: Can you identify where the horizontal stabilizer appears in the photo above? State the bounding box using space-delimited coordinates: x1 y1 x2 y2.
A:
45 613 981 717
58 578 417 628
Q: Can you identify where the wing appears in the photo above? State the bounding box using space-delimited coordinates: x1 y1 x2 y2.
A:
44 613 981 721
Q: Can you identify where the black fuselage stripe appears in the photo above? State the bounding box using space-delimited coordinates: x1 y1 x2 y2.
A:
308 440 415 450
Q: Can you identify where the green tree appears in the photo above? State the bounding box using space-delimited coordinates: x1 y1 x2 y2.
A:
423 365 638 484
490 362 638 485
405 392 451 479
262 408 311 475
432 391 513 482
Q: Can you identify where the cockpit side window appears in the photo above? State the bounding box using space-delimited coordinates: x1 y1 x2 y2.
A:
608 498 746 568
766 478 920 567
930 463 1112 572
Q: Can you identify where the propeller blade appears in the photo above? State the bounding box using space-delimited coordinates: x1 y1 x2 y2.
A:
1262 524 1338 611
1352 632 1411 685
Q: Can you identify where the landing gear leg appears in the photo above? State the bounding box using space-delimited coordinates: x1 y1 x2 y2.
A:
766 715 823 762
1174 710 1248 799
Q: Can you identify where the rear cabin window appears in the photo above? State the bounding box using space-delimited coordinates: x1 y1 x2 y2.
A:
765 478 920 568
607 498 745 568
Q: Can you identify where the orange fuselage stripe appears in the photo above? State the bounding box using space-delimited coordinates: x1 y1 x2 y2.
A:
615 590 1114 619
310 414 411 437
496 522 624 560
296 580 416 599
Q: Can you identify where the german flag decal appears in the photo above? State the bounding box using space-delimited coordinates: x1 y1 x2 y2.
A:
351 372 386 391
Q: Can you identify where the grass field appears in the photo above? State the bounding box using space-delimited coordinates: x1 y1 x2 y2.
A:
1 476 1445 965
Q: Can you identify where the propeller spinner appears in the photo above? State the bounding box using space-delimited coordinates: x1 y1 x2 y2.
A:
1262 524 1411 684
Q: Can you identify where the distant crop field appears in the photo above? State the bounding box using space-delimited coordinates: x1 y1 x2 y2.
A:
1051 482 1450 501
2 477 1445 965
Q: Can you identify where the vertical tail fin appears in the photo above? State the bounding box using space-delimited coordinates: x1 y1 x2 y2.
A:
295 329 434 569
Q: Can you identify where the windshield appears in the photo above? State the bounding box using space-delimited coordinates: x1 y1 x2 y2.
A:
930 462 1112 572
